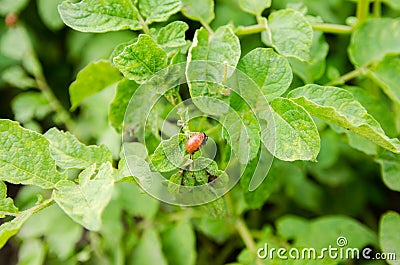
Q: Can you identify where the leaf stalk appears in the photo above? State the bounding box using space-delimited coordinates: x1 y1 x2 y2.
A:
356 0 369 23
312 23 353 34
235 23 266 36
325 68 365 86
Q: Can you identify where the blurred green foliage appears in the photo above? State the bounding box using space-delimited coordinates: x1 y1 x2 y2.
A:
1 0 400 265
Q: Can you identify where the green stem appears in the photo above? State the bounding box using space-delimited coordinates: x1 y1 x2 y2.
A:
138 14 152 35
235 217 263 265
204 125 220 137
165 88 183 106
225 193 262 264
356 0 369 23
235 23 266 36
373 0 382 17
21 198 54 216
200 20 214 34
36 73 76 132
224 192 234 216
89 232 112 265
312 23 353 34
214 238 239 265
197 116 207 132
325 68 365 86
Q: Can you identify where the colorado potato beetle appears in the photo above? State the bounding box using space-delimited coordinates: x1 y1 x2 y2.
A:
186 132 208 154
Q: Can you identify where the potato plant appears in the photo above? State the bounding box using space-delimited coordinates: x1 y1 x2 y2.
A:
0 0 400 264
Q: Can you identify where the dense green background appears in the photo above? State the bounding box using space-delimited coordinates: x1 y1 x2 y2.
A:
1 0 400 264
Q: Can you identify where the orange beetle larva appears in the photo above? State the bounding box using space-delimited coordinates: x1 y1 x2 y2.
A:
185 132 208 154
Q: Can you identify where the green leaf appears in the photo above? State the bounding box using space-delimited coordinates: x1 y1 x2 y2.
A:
349 18 400 66
194 216 234 243
368 55 400 105
37 0 64 30
188 26 240 72
157 21 189 49
0 212 32 249
238 0 271 16
203 159 229 186
2 66 36 90
138 0 182 23
264 97 320 161
58 0 142 32
168 171 183 195
346 131 377 155
0 119 65 189
264 9 313 61
98 199 124 247
11 92 52 123
69 60 122 110
187 26 240 114
44 127 113 169
289 215 376 249
0 181 19 218
116 142 148 181
17 239 45 265
116 182 159 219
162 221 196 265
150 134 187 172
53 163 114 231
240 155 279 209
109 78 139 133
196 196 227 218
382 0 400 10
379 211 400 265
0 25 42 76
18 204 82 260
0 0 29 15
223 111 260 164
376 151 400 192
181 0 214 24
276 215 309 240
346 85 397 138
289 85 400 154
113 34 167 83
280 162 324 212
312 130 340 169
278 215 377 249
238 48 292 101
288 29 329 83
130 228 168 265
0 25 32 61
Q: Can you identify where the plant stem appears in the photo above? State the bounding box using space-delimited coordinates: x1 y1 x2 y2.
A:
201 20 214 34
214 238 239 265
22 198 54 216
235 217 263 265
325 68 365 86
197 116 207 132
356 0 369 23
36 72 76 132
224 192 234 216
235 23 266 36
204 125 220 137
0 198 54 217
312 23 353 34
138 14 151 36
373 0 382 17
